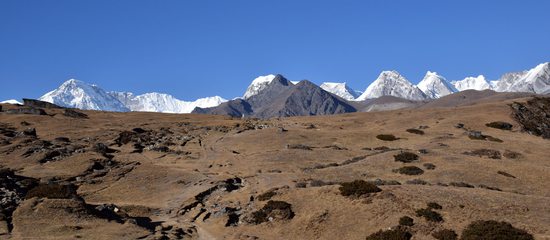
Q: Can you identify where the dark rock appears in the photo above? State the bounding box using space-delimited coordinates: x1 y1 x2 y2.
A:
54 137 71 143
486 121 513 130
22 128 36 137
22 98 63 109
63 109 88 119
132 128 147 133
25 183 79 199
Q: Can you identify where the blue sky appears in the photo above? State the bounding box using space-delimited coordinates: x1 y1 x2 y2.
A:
1 0 549 101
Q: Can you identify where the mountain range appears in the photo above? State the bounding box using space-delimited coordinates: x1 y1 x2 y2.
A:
3 62 548 117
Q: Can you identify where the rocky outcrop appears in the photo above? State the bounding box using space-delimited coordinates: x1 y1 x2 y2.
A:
510 97 550 139
22 99 62 109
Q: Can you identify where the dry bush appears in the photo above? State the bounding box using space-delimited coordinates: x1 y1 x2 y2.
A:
485 121 513 130
394 152 419 163
432 229 458 240
406 129 425 135
394 166 424 175
366 228 412 240
461 220 533 240
376 134 399 141
339 180 381 197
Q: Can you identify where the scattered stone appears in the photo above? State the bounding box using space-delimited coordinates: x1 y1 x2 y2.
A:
418 149 429 154
455 123 465 129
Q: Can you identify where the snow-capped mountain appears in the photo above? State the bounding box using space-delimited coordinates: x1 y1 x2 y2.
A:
417 71 457 99
39 79 130 111
243 74 277 99
38 79 226 113
320 82 360 101
493 62 550 93
356 71 427 101
109 91 226 113
0 99 22 105
451 75 491 91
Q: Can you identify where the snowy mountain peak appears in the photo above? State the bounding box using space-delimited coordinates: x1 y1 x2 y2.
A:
40 79 130 112
451 75 491 91
243 74 277 99
0 99 23 105
494 62 550 93
109 91 227 113
417 71 457 99
320 82 360 101
356 71 427 101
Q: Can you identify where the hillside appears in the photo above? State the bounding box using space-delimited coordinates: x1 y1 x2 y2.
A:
0 96 549 239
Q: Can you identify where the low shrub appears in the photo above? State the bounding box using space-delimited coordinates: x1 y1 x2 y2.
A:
399 216 414 226
432 229 458 240
257 189 277 201
366 228 412 240
427 202 443 210
503 150 522 159
339 180 381 197
394 152 419 163
416 208 443 222
485 121 513 130
463 149 501 159
406 128 425 135
26 183 78 199
295 182 307 188
394 166 424 175
423 163 436 170
461 220 533 240
287 144 312 150
406 179 428 185
376 134 399 141
250 200 295 224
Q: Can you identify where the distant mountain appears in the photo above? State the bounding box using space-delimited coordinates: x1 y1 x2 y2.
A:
0 99 22 105
492 62 550 94
22 61 550 117
417 71 457 99
39 79 226 113
356 71 427 101
320 82 360 101
39 79 130 112
451 75 491 91
193 75 356 118
109 91 226 113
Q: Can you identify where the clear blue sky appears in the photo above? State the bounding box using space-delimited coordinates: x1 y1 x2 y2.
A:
1 0 549 101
